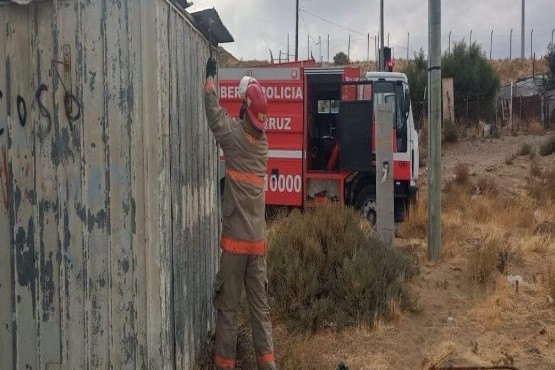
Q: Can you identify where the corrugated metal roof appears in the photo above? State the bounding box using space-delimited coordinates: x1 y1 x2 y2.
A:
499 74 548 100
191 8 234 44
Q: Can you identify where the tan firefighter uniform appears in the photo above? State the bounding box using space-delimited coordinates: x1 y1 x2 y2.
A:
204 78 276 370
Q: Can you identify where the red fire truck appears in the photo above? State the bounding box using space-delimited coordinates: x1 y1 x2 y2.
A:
218 62 419 222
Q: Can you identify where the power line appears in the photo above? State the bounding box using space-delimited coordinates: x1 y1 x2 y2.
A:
299 12 320 46
299 8 370 38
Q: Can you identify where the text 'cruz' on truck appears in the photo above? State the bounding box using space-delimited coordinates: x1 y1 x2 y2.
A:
218 60 419 223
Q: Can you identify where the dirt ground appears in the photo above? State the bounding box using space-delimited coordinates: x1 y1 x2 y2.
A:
233 133 555 370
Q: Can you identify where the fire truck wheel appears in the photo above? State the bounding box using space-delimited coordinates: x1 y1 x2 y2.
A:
355 186 377 225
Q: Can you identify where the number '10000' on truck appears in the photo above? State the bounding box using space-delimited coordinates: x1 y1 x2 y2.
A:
218 61 419 223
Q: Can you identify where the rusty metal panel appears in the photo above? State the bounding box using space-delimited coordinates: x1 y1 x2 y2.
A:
0 1 221 369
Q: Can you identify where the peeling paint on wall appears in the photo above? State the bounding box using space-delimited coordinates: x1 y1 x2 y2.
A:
0 1 221 369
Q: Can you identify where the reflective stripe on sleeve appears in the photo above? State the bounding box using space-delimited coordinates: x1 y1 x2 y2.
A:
221 236 266 255
226 168 265 188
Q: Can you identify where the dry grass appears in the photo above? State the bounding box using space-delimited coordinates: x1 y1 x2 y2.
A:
470 277 512 331
527 166 555 202
467 233 505 284
530 156 542 177
528 120 545 135
519 142 533 156
476 176 498 197
267 205 418 332
453 163 470 184
521 234 553 255
398 196 428 240
490 58 549 85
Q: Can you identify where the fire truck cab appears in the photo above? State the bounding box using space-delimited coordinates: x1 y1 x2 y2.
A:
218 63 419 222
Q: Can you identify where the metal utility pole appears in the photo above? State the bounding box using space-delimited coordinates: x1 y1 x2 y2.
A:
295 0 299 61
510 28 513 60
407 32 410 60
448 30 451 54
368 33 370 62
428 0 442 261
287 34 290 62
530 29 533 59
380 0 384 70
307 34 310 59
375 35 378 68
328 33 330 64
387 32 390 47
327 34 330 63
348 34 351 61
490 29 493 59
319 36 322 63
470 30 472 45
521 0 525 59
552 29 554 45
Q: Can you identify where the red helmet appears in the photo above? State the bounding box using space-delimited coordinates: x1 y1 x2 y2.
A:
244 83 268 132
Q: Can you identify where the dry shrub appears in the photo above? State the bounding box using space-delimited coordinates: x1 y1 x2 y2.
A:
528 167 555 202
476 176 498 197
539 135 555 156
453 163 470 184
267 205 418 332
528 120 545 135
467 233 505 284
397 196 428 239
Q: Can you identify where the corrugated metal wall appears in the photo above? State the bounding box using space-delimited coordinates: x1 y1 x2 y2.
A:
0 1 220 369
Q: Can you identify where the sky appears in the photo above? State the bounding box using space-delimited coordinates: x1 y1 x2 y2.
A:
189 0 555 62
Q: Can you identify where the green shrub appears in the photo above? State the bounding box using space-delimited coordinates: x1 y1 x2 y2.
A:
539 135 555 156
267 205 418 332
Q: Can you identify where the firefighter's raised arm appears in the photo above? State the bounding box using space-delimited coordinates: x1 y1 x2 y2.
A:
204 58 234 149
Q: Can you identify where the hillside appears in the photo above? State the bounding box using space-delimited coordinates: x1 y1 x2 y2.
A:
219 47 550 87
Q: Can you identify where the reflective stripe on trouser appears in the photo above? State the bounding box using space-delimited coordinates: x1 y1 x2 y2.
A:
213 251 276 370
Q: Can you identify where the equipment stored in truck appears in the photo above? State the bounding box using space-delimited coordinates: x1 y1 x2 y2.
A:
218 62 419 222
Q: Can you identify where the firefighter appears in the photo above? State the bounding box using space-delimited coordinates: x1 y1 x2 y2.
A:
204 58 276 370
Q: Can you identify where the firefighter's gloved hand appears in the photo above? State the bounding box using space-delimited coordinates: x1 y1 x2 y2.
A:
206 57 217 78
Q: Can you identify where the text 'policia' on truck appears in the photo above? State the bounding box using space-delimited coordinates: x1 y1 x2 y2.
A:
218 59 419 223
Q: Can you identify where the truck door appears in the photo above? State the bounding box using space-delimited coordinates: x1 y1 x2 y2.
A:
336 81 374 171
